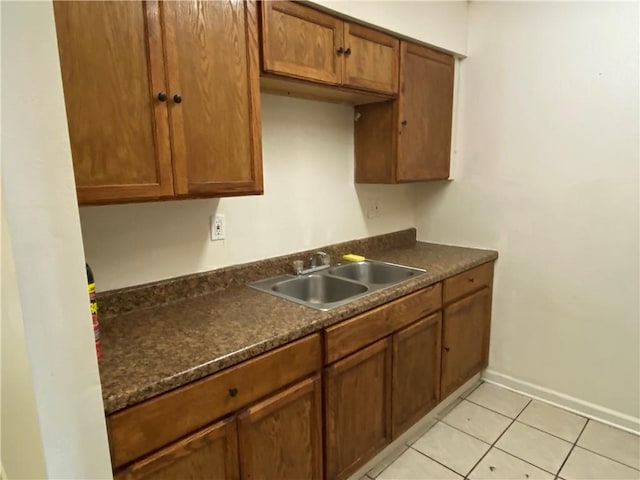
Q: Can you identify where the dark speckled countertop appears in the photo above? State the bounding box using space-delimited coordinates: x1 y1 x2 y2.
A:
98 230 498 415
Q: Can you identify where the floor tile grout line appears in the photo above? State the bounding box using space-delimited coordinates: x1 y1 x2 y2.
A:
572 445 640 472
463 398 534 478
554 418 590 478
464 396 528 420
407 444 468 478
512 417 585 445
439 418 497 445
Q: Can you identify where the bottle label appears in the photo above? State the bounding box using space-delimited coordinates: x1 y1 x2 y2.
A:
88 282 101 359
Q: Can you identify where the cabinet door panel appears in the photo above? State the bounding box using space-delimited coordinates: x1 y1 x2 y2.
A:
53 1 173 204
397 42 454 181
343 23 399 94
325 339 392 480
392 312 442 438
116 417 239 480
441 288 491 398
238 375 322 480
163 0 262 196
262 1 343 85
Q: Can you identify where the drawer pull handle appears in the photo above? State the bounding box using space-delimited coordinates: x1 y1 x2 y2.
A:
228 387 238 398
337 47 345 55
345 47 352 56
468 277 475 283
444 347 450 353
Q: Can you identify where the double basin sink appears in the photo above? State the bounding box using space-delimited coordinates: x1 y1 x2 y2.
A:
250 260 426 311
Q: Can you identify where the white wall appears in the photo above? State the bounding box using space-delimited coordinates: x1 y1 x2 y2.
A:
415 2 640 430
1 1 112 478
1 202 48 480
81 94 417 291
312 0 468 55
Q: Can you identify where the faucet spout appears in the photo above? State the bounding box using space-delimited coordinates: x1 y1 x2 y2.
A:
309 251 329 268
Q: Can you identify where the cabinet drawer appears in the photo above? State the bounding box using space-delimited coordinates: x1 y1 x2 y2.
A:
108 333 321 468
324 284 442 364
443 262 494 304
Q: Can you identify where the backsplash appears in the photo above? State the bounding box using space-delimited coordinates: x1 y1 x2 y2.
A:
97 228 417 318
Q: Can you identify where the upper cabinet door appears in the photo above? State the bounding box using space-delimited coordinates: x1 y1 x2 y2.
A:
261 1 343 85
53 1 174 204
397 42 455 181
343 23 399 95
163 0 263 196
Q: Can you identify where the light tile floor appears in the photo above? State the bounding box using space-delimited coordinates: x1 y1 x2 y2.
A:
363 382 640 480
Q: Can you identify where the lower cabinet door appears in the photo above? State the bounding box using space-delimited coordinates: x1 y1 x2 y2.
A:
115 417 239 480
238 374 323 480
324 338 392 480
391 312 442 438
441 287 492 398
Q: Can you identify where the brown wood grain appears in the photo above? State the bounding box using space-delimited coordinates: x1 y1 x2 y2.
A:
238 374 323 480
397 41 455 181
115 417 239 480
162 0 262 196
443 262 494 304
261 1 343 85
391 312 442 438
108 334 321 468
324 283 442 364
53 1 174 204
354 101 397 183
343 22 399 95
441 288 492 398
260 75 392 105
324 338 392 480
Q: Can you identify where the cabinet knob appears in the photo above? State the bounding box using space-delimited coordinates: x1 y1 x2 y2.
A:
337 47 345 55
229 387 238 398
157 92 167 102
344 47 352 56
444 347 450 353
173 94 183 104
401 120 408 126
468 277 475 283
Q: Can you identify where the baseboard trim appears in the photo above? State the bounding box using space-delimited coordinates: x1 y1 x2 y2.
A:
482 369 640 435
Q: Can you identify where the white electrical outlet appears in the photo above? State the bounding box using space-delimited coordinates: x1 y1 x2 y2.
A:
211 214 225 241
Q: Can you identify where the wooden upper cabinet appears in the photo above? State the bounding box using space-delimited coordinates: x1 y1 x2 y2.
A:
343 23 399 95
397 42 454 181
261 1 343 85
54 0 263 204
324 339 392 480
53 1 174 204
238 375 323 480
355 41 455 183
392 312 442 438
441 288 492 398
261 1 398 95
163 0 262 197
116 417 239 480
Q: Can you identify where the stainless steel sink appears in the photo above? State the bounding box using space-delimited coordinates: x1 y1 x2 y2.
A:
273 274 368 304
249 259 426 311
328 260 423 285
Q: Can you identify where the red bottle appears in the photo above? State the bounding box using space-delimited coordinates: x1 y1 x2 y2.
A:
86 263 101 360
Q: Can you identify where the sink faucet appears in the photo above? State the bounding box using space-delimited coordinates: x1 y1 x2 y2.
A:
310 251 329 268
293 251 331 275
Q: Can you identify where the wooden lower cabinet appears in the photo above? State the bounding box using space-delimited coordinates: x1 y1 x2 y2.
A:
391 312 442 438
238 374 323 480
115 417 239 480
324 339 392 480
441 288 492 398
